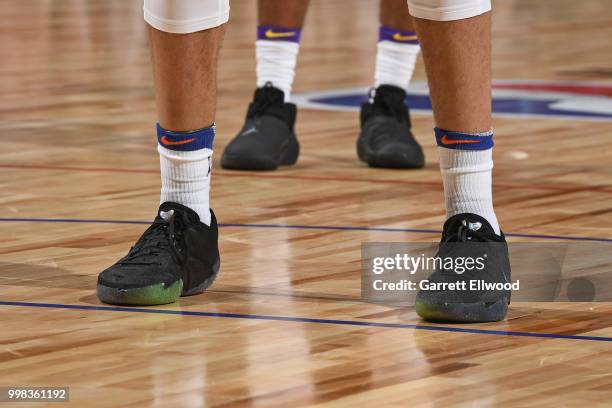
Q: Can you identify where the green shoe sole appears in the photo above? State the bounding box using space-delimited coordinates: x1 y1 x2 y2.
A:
96 280 183 306
415 298 509 323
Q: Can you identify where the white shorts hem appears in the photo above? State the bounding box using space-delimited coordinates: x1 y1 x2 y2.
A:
144 8 229 34
408 1 491 21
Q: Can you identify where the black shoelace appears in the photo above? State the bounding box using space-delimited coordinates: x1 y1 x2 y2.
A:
443 220 500 244
365 88 410 148
247 82 282 119
367 87 408 122
118 212 187 267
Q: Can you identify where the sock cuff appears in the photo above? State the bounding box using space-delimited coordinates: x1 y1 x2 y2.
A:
438 145 493 170
435 128 494 151
157 123 215 152
257 25 302 42
379 25 419 44
255 39 300 54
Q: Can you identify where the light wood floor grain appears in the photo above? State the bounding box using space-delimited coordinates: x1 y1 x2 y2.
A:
1 0 611 406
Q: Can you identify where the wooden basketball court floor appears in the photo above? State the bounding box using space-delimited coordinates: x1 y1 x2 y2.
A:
2 0 612 406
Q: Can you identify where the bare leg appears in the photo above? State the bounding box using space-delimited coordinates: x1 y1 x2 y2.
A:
380 0 415 31
258 0 310 27
411 9 499 232
149 24 226 224
412 13 491 133
149 26 225 132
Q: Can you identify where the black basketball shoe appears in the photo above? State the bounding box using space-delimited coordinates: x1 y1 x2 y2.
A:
221 82 299 171
415 213 511 323
97 202 220 306
357 85 425 169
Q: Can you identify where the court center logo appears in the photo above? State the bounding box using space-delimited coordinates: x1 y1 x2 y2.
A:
292 80 612 121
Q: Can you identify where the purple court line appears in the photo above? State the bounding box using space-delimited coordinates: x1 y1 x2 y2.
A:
0 217 611 243
1 300 611 342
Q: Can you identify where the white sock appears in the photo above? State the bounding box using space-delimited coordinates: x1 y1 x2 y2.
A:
256 40 300 101
438 142 500 235
157 125 214 225
374 26 420 90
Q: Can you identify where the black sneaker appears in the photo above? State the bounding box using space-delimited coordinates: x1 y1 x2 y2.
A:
96 202 220 306
357 85 425 169
415 213 511 323
221 83 299 171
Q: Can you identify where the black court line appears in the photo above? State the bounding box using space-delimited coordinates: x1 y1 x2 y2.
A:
1 301 611 342
1 217 611 243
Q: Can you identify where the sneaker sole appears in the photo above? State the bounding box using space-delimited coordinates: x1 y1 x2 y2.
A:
97 259 221 306
357 138 425 169
221 136 299 171
415 298 509 323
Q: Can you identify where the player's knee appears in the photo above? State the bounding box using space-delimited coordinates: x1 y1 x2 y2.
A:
143 0 230 34
407 0 491 21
